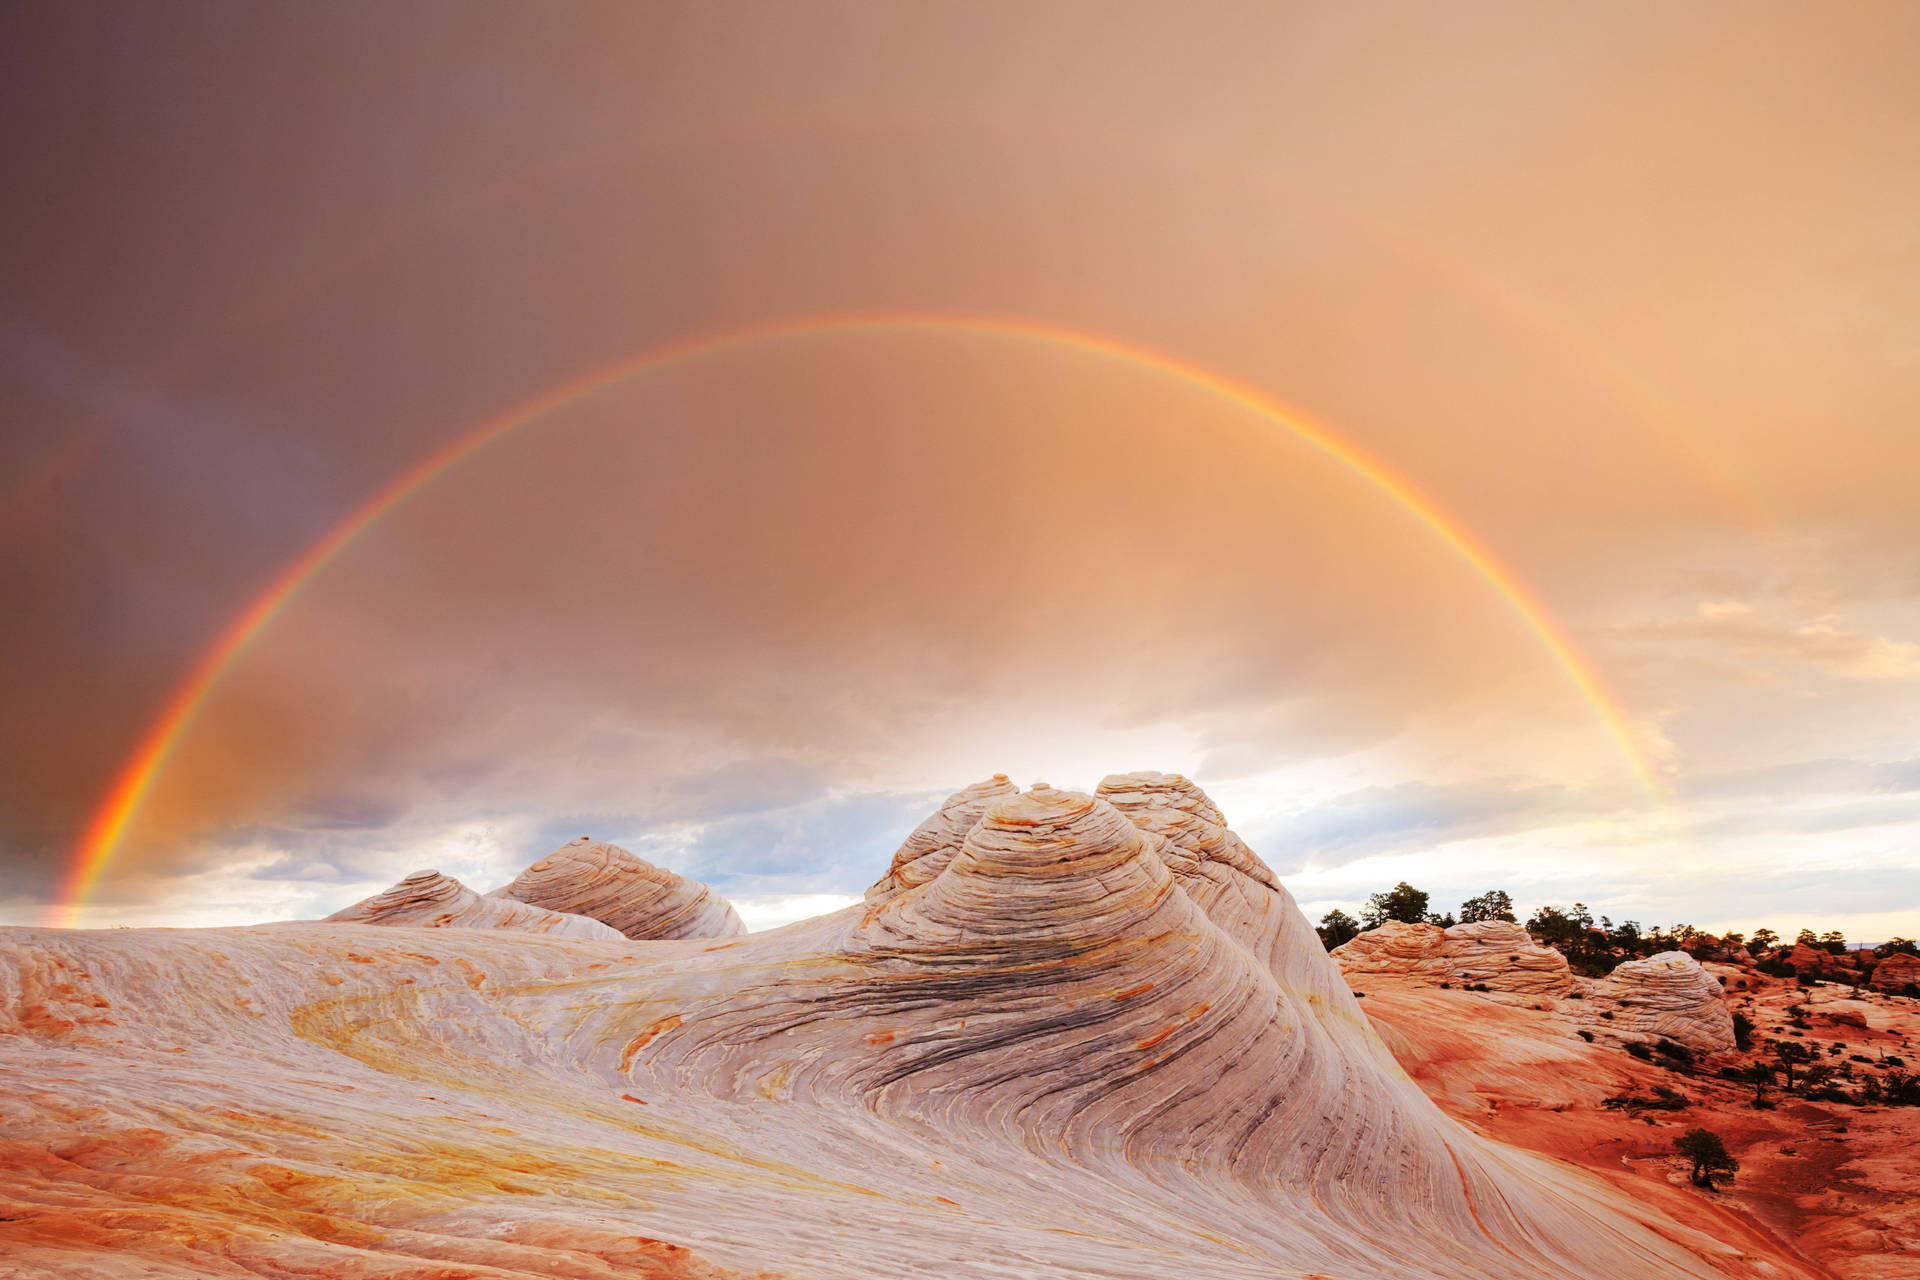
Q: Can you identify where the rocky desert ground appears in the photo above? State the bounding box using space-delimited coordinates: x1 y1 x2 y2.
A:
3 774 1913 1278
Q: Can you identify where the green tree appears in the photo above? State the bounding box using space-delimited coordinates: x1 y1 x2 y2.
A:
1820 930 1847 956
1748 928 1778 953
1317 909 1360 951
1731 1011 1755 1051
1672 1128 1739 1188
1459 890 1516 924
1795 927 1819 948
1876 937 1918 958
1360 882 1430 929
1769 1039 1816 1093
1731 1063 1773 1106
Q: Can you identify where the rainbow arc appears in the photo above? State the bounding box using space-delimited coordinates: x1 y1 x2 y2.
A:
54 311 1669 926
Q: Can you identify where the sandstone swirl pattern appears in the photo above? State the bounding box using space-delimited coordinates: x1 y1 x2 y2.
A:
491 837 746 939
1583 950 1736 1055
0 777 1750 1279
1334 919 1576 996
325 868 624 940
864 773 1019 901
1334 922 1735 1056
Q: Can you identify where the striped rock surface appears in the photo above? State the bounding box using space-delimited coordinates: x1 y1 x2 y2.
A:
324 868 623 940
863 773 1019 901
0 780 1759 1279
1333 919 1576 996
1579 950 1736 1055
491 837 745 940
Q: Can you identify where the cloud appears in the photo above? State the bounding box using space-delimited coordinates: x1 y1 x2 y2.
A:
1243 777 1637 874
1654 600 1920 682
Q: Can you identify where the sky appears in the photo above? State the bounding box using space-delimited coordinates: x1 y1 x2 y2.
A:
3 1 1918 940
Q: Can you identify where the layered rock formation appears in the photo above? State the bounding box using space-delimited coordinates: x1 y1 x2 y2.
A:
1333 919 1576 996
1334 920 1736 1057
325 868 624 940
492 837 745 940
1579 951 1736 1055
1871 951 1920 992
0 775 1753 1279
864 773 1018 901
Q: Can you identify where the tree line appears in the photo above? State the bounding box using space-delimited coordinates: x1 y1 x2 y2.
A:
1315 880 1918 983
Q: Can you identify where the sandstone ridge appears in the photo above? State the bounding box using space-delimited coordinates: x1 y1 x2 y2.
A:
0 772 1757 1279
491 836 746 940
1333 921 1736 1056
325 868 623 940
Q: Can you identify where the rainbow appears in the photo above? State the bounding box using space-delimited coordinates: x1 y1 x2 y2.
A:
53 311 1668 926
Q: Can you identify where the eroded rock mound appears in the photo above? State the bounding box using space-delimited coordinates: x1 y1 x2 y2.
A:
326 869 624 940
1095 770 1277 888
864 773 1019 902
0 773 1746 1280
493 838 745 940
1333 919 1576 996
1581 950 1735 1055
1869 951 1920 991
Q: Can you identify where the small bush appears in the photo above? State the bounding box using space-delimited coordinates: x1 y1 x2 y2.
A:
1577 1029 1595 1042
1626 1041 1653 1060
1656 1039 1696 1069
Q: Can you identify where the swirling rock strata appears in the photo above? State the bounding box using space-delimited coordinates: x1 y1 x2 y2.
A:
0 777 1746 1279
864 773 1019 901
493 837 745 939
325 868 623 940
1333 920 1576 996
1580 951 1735 1055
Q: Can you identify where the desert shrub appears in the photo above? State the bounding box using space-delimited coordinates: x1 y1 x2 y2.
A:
1577 1029 1595 1042
1656 1039 1695 1069
1317 908 1360 950
1458 890 1516 924
1360 883 1431 929
1599 1010 1615 1020
1731 1011 1755 1051
1604 1086 1689 1112
1672 1128 1738 1188
1626 1041 1653 1061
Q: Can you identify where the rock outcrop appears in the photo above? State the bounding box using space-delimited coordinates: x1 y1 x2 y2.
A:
864 774 1019 901
326 868 625 940
1580 951 1736 1055
1787 941 1837 974
1333 919 1576 996
492 837 745 940
1330 925 1734 1056
1871 951 1920 992
0 774 1744 1280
